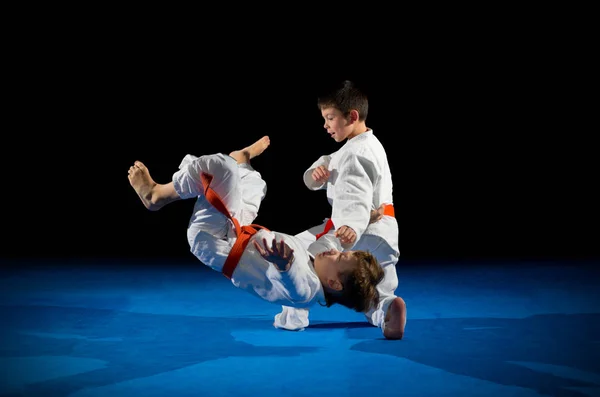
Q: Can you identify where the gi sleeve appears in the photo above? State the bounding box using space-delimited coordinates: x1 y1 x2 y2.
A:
330 151 378 246
273 307 310 331
303 154 332 190
273 255 322 306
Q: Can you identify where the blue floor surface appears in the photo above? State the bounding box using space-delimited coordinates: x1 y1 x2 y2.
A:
1 260 599 397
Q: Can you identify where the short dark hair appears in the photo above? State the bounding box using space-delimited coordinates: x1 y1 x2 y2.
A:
317 80 369 121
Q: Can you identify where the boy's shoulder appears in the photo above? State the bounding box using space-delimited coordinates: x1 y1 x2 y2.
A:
343 130 387 156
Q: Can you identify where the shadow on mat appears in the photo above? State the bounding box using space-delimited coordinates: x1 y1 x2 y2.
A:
308 321 374 330
350 313 600 397
0 304 320 397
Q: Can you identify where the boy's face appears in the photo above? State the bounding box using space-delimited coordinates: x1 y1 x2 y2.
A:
321 107 353 143
314 248 357 291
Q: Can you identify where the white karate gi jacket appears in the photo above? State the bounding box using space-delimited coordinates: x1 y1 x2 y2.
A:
274 130 400 331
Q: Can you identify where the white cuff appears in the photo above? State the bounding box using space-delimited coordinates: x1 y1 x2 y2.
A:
273 306 310 331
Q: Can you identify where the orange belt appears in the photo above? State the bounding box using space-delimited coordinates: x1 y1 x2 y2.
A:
200 172 269 280
315 204 395 240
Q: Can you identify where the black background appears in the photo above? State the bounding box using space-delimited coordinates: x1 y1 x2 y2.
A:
3 20 597 266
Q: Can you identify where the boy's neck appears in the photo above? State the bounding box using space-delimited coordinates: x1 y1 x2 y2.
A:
347 124 370 140
312 258 326 289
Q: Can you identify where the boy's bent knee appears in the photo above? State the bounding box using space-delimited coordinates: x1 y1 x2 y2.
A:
383 297 406 340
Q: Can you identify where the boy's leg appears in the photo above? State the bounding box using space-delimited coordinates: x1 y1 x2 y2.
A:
174 153 240 205
363 264 398 327
175 135 270 224
128 154 238 215
383 297 406 340
172 135 270 205
228 135 270 165
229 136 270 226
128 161 180 211
128 135 270 213
354 234 406 340
184 136 270 272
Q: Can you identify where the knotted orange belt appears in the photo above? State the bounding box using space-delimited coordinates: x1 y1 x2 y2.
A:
315 204 395 240
200 172 269 280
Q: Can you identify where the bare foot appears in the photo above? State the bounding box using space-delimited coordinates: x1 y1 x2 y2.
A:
383 297 406 340
229 135 270 164
245 135 270 159
128 161 158 210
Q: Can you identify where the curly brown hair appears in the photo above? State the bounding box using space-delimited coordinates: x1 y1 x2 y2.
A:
321 250 384 313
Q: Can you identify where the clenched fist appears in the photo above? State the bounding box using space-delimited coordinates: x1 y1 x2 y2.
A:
311 165 330 184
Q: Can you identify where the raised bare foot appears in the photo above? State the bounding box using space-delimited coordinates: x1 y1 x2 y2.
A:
383 297 406 340
245 135 270 159
128 161 158 210
229 135 270 164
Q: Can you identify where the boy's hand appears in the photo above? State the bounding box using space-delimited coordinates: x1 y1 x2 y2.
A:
369 204 386 224
335 225 357 248
311 165 330 184
253 237 295 272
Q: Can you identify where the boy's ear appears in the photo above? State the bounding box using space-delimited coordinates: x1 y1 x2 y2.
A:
349 109 359 124
327 278 343 291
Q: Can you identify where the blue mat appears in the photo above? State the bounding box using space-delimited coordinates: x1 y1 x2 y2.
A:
1 261 599 396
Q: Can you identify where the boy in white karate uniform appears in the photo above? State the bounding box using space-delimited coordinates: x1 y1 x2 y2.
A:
274 81 407 339
127 136 384 315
